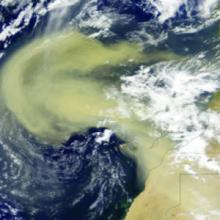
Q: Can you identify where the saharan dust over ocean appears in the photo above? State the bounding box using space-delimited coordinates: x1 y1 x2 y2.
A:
0 0 220 219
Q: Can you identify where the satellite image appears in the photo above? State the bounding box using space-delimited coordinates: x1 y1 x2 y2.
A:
0 0 219 219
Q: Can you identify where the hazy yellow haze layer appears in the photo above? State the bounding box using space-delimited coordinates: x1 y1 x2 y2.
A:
4 31 216 220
